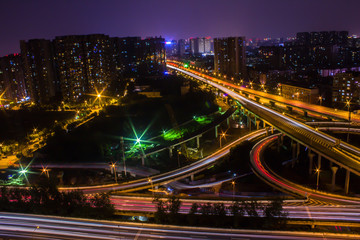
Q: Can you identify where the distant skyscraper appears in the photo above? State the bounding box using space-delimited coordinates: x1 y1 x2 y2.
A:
190 37 213 55
54 34 115 103
165 40 178 57
214 37 246 80
0 54 26 102
177 39 186 56
20 39 57 104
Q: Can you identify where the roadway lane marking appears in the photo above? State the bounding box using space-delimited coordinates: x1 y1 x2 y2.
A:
134 228 142 240
305 206 312 220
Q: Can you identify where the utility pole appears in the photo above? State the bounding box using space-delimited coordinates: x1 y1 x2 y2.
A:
120 136 127 176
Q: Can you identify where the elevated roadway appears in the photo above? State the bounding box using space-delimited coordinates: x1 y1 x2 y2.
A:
168 64 360 178
168 61 360 123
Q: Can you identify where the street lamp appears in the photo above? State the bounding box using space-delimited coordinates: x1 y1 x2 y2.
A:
177 151 181 168
219 131 227 148
41 167 49 178
318 96 323 106
232 181 235 199
316 168 320 190
110 163 117 183
148 177 154 195
295 92 299 100
120 136 127 177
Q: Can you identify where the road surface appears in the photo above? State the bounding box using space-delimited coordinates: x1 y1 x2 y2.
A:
0 212 358 239
111 195 360 222
250 134 360 205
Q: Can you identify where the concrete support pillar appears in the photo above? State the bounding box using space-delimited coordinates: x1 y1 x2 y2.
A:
345 170 350 194
196 135 201 149
296 142 300 159
199 149 203 158
191 174 194 181
226 117 230 127
141 155 145 166
331 166 338 192
291 140 296 159
169 147 174 158
271 126 274 134
308 153 315 175
247 116 252 131
291 143 297 167
265 127 270 136
317 155 321 169
215 125 219 138
256 120 261 130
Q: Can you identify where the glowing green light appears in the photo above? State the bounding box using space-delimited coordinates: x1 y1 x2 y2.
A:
136 138 141 143
184 64 189 68
194 116 213 125
19 169 27 174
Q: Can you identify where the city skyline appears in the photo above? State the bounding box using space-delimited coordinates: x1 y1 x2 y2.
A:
2 0 360 55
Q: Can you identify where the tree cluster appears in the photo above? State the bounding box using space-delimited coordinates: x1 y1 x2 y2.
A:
152 196 182 224
0 177 114 219
153 196 288 229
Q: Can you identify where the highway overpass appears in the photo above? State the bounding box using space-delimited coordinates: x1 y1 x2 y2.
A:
167 64 360 186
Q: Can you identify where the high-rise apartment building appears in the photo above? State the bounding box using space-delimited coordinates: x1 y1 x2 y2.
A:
111 36 141 76
190 37 213 55
20 39 57 104
165 40 178 57
112 36 165 77
177 39 186 56
53 34 115 102
138 37 166 75
296 31 349 46
0 54 26 102
332 72 360 106
214 37 246 80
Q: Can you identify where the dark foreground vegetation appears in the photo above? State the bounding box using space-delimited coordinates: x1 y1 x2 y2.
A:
152 196 288 229
0 177 114 218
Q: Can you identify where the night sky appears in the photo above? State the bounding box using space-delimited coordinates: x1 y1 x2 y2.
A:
1 0 360 56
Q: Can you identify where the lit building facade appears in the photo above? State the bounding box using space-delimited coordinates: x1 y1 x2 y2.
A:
54 34 115 103
332 72 360 106
281 84 319 104
138 37 166 75
214 37 246 80
0 54 26 102
190 37 213 55
20 39 57 104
